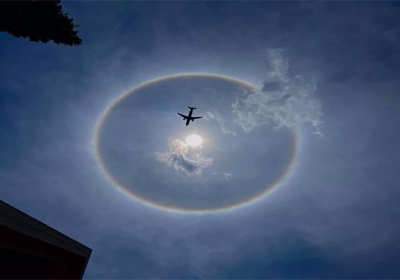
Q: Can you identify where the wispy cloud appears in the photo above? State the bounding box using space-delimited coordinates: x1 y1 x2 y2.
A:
210 172 232 180
206 111 238 136
223 172 232 180
208 49 323 136
156 139 213 177
232 49 321 134
204 111 215 121
232 49 323 134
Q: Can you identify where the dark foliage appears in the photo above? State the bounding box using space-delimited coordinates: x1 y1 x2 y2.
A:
0 0 82 46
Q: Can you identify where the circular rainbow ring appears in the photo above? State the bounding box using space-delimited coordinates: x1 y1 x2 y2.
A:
93 73 299 214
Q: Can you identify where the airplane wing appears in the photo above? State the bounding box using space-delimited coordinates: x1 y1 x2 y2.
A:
177 113 187 118
191 116 203 119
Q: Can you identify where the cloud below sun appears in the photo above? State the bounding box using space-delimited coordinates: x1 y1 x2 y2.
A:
156 138 213 177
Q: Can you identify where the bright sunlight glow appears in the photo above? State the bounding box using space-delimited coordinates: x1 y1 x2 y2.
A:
185 134 203 147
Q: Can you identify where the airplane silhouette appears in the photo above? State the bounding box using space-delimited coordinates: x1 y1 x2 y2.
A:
177 107 203 126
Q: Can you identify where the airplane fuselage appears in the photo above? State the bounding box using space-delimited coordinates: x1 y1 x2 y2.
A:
177 107 203 126
186 108 194 126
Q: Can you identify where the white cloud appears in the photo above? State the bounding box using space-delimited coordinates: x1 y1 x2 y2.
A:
205 111 237 135
209 49 323 136
156 139 213 177
204 111 215 121
223 172 232 180
232 49 323 134
210 172 232 180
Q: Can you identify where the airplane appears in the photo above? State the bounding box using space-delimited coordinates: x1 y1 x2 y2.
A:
177 107 203 126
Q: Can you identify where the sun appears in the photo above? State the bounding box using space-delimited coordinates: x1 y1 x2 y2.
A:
185 134 203 147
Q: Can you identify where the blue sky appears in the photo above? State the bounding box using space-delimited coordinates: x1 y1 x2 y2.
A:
1 1 400 278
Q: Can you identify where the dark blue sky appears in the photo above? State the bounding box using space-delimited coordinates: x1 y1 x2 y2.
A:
1 1 400 278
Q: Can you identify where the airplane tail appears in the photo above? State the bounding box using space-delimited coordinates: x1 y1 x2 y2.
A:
188 106 197 110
